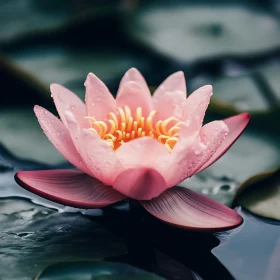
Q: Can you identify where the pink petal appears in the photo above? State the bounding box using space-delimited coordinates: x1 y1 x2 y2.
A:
152 72 187 121
34 105 89 173
195 113 251 174
115 137 170 198
119 68 151 100
77 129 122 186
115 137 169 169
153 91 187 121
116 81 152 117
15 170 126 208
162 130 203 188
191 120 229 174
113 167 166 200
85 73 117 121
182 85 212 136
141 186 242 231
50 84 86 128
165 121 228 187
153 71 186 99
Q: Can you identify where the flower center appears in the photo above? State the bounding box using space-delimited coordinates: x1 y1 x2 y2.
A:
85 106 182 151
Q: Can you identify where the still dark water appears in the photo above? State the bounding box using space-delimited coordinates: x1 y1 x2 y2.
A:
0 143 279 280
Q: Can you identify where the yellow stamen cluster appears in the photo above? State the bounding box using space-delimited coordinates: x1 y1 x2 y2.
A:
85 106 182 151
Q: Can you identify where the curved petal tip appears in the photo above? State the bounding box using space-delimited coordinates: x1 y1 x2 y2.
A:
196 112 251 174
15 169 126 209
141 186 243 231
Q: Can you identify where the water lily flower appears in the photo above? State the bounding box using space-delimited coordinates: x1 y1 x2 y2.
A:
15 68 250 231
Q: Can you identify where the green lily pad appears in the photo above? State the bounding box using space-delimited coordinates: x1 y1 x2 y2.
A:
233 169 280 220
36 261 164 280
0 199 126 280
0 107 64 164
6 46 149 98
179 173 237 206
257 62 280 100
128 3 280 62
212 75 270 112
0 0 96 43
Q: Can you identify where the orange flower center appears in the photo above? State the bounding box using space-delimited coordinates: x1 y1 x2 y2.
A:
85 106 182 151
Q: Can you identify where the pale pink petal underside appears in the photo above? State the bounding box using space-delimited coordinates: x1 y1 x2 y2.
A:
113 167 167 200
191 120 229 175
163 130 202 188
15 170 126 208
153 71 186 101
115 137 169 168
119 68 151 100
153 72 187 121
50 84 86 127
195 113 251 174
182 85 212 136
77 129 122 186
85 73 116 121
116 81 152 117
34 106 89 173
141 186 242 231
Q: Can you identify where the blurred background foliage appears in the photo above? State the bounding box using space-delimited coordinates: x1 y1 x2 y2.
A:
0 0 280 279
1 0 279 206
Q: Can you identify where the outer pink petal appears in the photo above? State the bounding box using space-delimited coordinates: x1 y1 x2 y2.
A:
77 129 122 186
152 72 187 121
191 120 229 174
50 84 87 128
182 85 212 136
116 81 152 117
64 111 122 185
113 167 166 200
141 186 242 231
85 73 117 121
162 129 203 188
165 121 228 187
15 170 126 208
119 68 151 100
34 105 89 173
195 113 251 174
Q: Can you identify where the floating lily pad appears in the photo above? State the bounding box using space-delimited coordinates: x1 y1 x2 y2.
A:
0 0 97 43
233 169 280 220
0 199 126 280
257 62 280 101
0 107 64 164
6 46 149 98
179 174 238 206
128 3 280 62
36 261 164 280
212 75 270 112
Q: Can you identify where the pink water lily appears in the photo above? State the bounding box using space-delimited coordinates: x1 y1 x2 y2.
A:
15 68 250 231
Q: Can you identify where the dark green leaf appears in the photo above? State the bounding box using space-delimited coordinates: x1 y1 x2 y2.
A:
127 2 280 62
0 199 126 280
233 169 280 220
0 107 64 164
36 261 164 280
